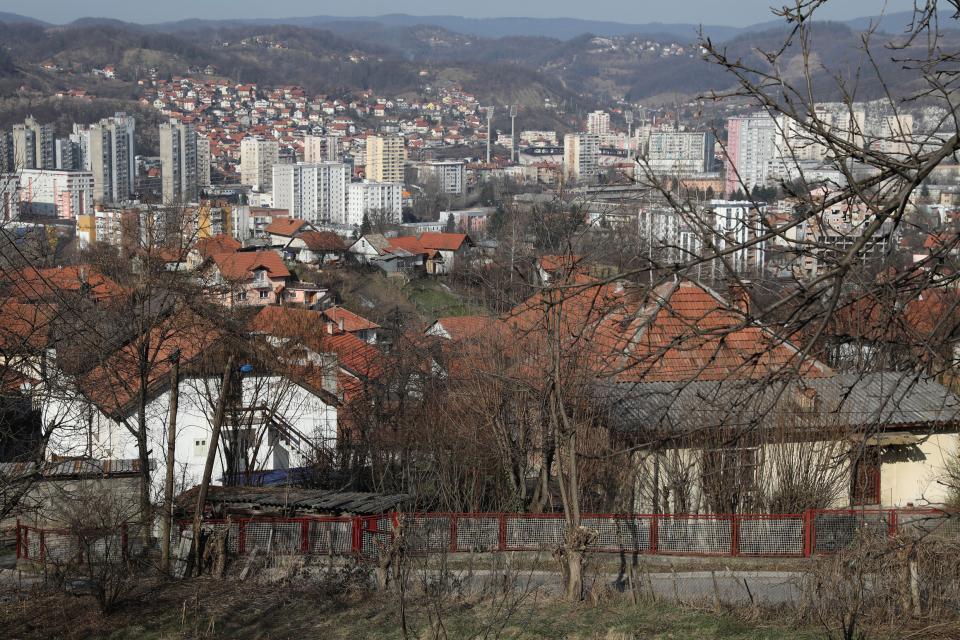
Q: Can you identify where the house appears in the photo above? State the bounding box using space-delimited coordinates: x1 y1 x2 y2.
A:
264 217 312 249
321 306 380 344
41 309 339 498
285 231 346 265
418 232 474 275
203 250 326 307
347 234 424 273
424 315 492 342
205 250 292 306
440 274 960 511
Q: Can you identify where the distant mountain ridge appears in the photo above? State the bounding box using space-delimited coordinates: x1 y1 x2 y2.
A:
0 9 952 42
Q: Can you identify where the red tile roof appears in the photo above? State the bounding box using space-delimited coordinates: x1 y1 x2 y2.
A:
322 306 380 333
0 300 52 351
249 306 383 379
387 236 432 257
212 250 290 281
4 266 125 304
430 315 493 341
504 279 831 383
265 218 308 237
79 310 222 417
298 231 346 253
196 234 241 259
419 232 470 251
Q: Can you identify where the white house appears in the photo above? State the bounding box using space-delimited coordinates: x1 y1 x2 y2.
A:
40 312 339 500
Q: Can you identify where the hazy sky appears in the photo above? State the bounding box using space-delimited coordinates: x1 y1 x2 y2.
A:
0 0 920 26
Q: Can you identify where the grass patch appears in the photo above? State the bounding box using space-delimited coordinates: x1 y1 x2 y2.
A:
1 577 823 640
405 279 479 318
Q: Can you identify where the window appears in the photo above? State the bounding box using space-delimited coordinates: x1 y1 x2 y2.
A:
851 448 881 505
259 291 270 300
235 292 247 301
194 439 207 457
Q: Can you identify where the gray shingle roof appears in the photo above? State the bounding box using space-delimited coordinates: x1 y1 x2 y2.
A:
599 372 960 437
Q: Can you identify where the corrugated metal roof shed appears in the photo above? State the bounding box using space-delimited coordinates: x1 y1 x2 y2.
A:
0 458 148 480
175 485 408 516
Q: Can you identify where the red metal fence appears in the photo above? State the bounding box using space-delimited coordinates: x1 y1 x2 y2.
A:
16 508 959 564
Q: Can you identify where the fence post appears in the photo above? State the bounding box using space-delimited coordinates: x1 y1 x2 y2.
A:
649 515 658 555
351 516 362 556
238 520 247 555
449 514 458 553
730 515 740 557
888 510 898 538
498 513 507 551
804 509 817 557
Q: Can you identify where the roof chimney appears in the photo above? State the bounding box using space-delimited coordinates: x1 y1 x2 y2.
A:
729 281 751 315
338 317 344 332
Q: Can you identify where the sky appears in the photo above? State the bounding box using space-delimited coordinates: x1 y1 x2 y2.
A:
0 0 920 26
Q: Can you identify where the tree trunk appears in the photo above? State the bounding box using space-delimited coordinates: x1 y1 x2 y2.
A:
160 351 180 574
192 356 234 575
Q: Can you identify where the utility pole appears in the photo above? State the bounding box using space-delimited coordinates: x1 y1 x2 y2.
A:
625 109 634 163
510 105 518 164
160 348 180 574
192 355 235 575
486 106 494 164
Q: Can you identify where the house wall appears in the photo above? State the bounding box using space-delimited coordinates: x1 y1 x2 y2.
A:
629 433 959 513
879 432 958 507
43 374 337 501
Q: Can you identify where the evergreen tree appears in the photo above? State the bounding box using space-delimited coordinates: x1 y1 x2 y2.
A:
360 212 371 235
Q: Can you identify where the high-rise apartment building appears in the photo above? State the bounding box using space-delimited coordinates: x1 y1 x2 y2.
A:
12 117 55 171
416 161 466 195
196 136 212 187
304 135 341 163
724 113 778 195
240 137 279 191
159 120 198 204
646 130 715 176
346 181 402 227
586 111 611 136
563 133 601 182
84 113 136 204
54 138 82 171
18 169 94 219
271 162 348 224
365 135 405 184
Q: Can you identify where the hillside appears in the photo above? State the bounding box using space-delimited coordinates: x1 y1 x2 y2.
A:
0 16 951 110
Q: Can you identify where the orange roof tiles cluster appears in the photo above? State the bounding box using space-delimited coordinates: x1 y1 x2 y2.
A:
419 232 470 252
322 306 380 333
265 217 309 237
212 250 290 281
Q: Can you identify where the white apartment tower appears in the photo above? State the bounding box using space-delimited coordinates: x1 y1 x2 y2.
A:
304 135 341 163
159 120 199 204
196 136 212 187
12 117 55 171
724 113 778 196
646 130 715 176
366 135 405 184
85 112 136 204
563 133 601 182
418 161 466 195
347 181 403 227
240 137 279 191
272 162 348 224
586 111 611 136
